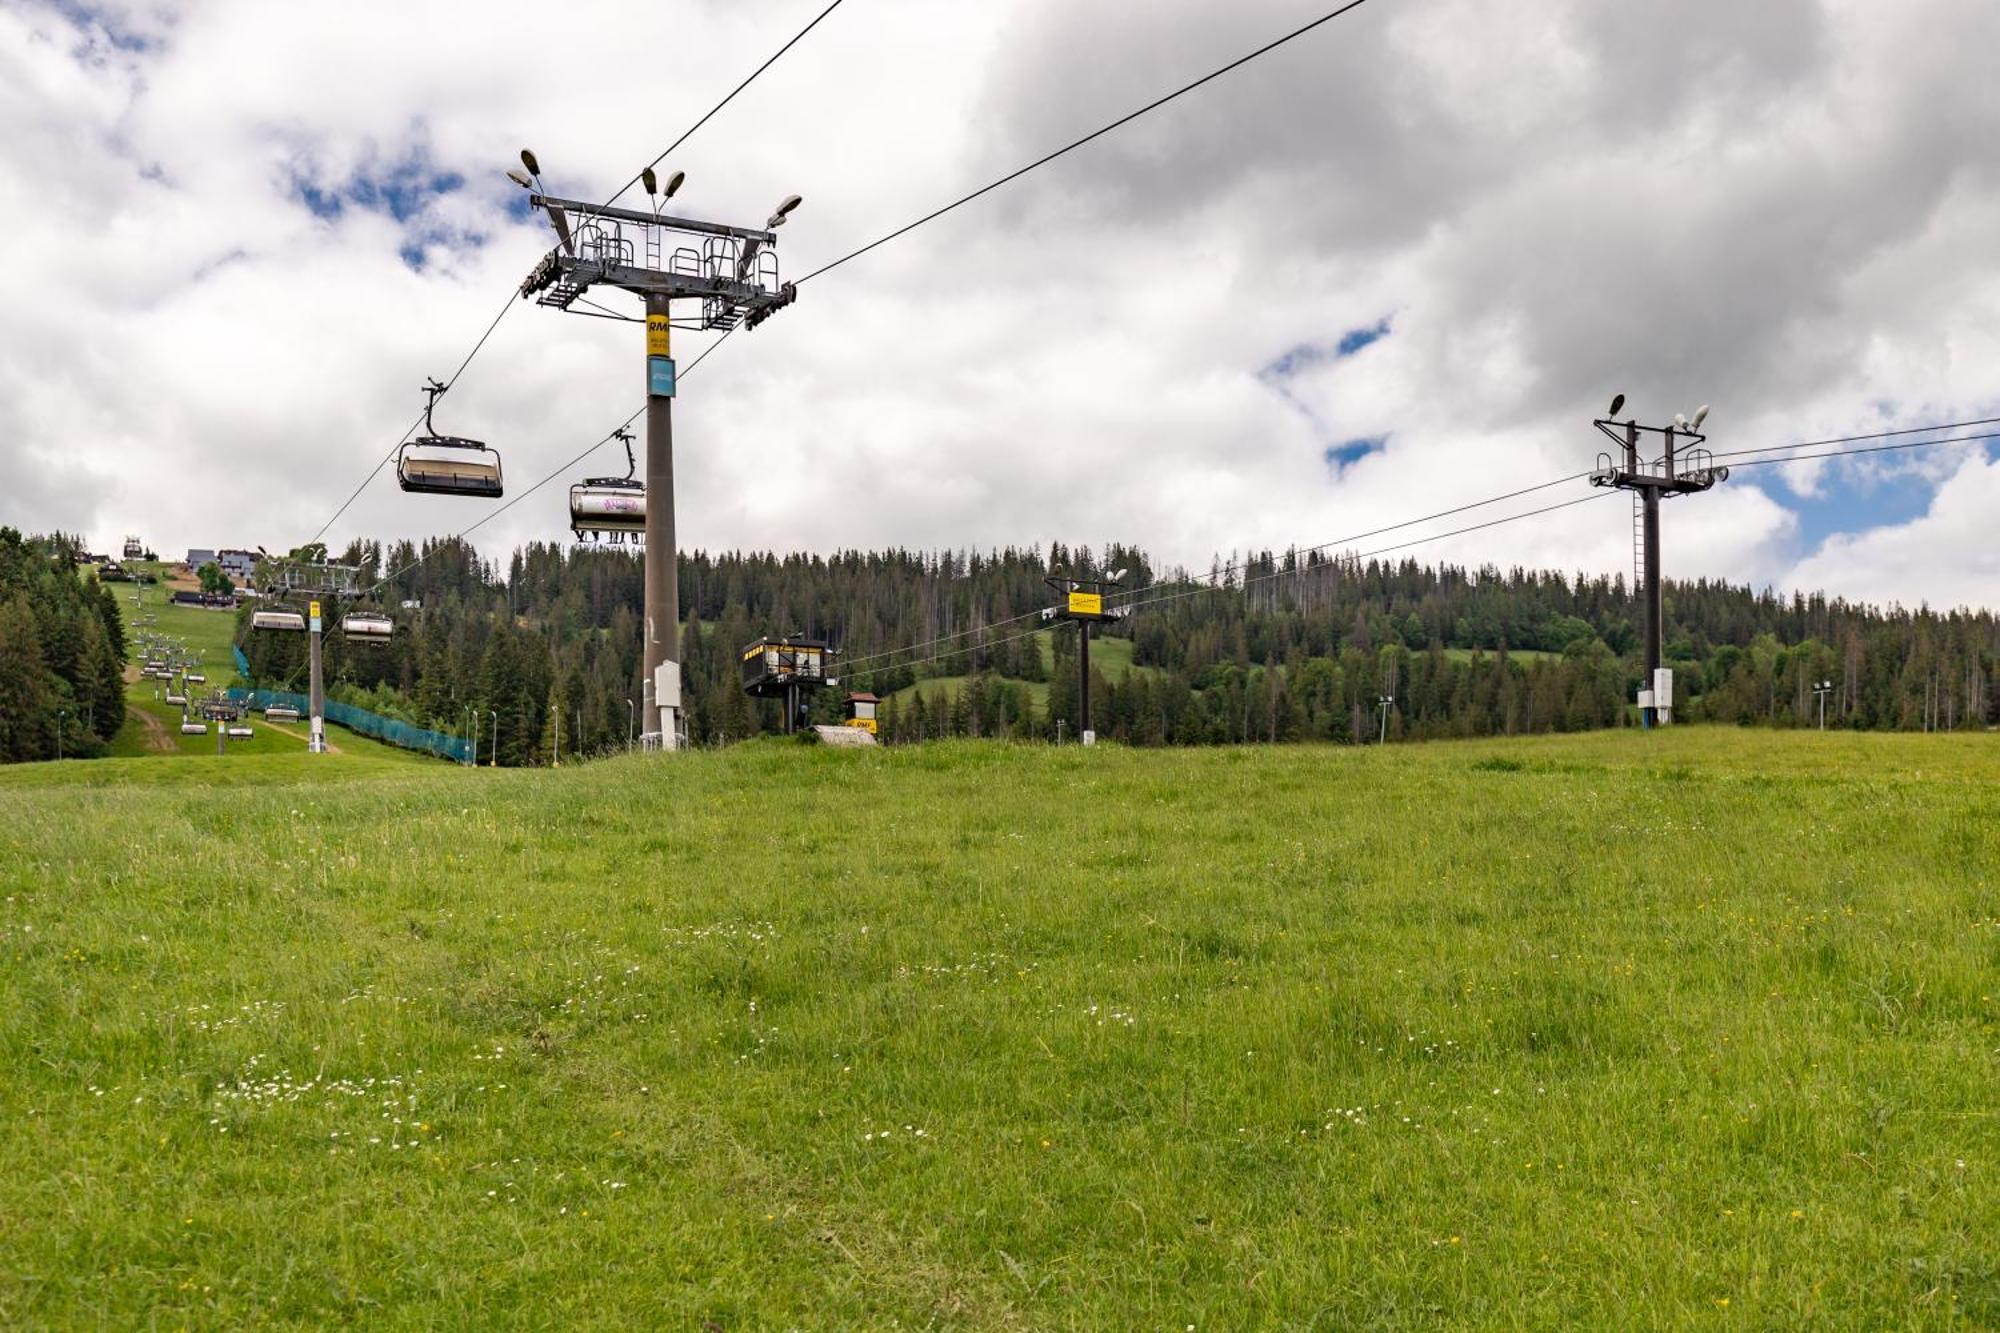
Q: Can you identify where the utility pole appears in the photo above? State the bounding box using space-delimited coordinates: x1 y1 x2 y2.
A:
489 709 499 768
1813 678 1833 731
515 153 801 751
307 598 327 753
1042 569 1130 746
1589 396 1728 728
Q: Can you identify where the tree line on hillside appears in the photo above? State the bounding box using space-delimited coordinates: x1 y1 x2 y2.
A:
0 530 127 761
220 536 2000 764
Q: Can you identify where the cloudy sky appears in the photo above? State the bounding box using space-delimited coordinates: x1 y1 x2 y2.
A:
5 0 1998 611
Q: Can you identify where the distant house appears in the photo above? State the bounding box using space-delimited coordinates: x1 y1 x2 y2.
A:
217 549 257 581
186 548 217 570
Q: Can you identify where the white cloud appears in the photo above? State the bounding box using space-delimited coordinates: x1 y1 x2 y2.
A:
0 0 1997 615
1787 452 2000 610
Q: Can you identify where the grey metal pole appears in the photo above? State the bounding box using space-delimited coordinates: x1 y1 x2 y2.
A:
644 293 681 748
489 709 498 767
1079 621 1092 745
308 602 327 754
1642 488 1661 728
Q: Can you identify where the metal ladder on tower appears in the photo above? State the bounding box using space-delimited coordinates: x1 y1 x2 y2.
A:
1631 492 1645 591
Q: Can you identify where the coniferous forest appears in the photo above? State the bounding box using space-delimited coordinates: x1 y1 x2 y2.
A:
0 529 128 761
227 537 1999 764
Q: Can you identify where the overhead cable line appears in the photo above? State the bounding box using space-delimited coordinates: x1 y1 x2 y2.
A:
600 0 848 210
1720 428 2000 471
836 491 1614 685
1708 416 2000 462
834 468 1601 673
359 339 737 599
835 421 2000 680
304 1 845 555
793 0 1380 286
308 287 519 545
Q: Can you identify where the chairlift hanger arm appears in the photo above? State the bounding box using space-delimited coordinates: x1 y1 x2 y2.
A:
529 194 776 245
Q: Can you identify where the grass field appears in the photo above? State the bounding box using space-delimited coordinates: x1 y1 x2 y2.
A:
2 730 1996 1326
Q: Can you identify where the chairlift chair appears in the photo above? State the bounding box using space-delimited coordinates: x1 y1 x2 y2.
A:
398 378 503 498
342 611 394 644
569 429 645 542
252 609 306 632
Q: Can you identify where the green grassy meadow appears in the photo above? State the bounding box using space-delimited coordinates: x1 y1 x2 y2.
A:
2 730 1996 1327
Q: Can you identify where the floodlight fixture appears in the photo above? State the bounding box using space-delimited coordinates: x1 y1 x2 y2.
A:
520 148 542 178
641 167 657 197
1608 393 1626 418
662 169 684 199
1107 568 1128 584
767 193 803 228
1692 404 1710 430
1673 412 1689 432
505 168 533 189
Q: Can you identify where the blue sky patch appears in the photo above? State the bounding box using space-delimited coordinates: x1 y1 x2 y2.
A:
50 0 154 53
290 147 464 224
1761 442 1994 551
1263 317 1392 383
1326 437 1387 469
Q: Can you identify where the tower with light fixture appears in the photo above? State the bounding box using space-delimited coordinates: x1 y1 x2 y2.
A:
1588 396 1729 728
512 150 802 749
1040 569 1129 746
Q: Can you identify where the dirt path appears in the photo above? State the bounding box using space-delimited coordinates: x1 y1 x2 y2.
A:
259 718 342 755
136 708 175 753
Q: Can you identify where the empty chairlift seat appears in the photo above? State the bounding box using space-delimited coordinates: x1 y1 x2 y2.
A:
341 612 394 644
264 705 301 722
570 480 646 541
252 609 306 632
397 437 504 498
179 720 207 735
227 724 254 739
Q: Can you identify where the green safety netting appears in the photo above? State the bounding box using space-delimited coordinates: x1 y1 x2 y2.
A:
226 686 472 764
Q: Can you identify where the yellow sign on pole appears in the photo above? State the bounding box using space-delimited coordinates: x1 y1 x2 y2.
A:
646 313 671 358
1068 591 1103 617
308 600 321 619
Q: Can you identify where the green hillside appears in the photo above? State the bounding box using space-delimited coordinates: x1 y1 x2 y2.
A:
2 729 1994 1326
886 629 1156 712
106 570 429 764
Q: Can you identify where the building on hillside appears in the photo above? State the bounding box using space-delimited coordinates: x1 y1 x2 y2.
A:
217 549 257 582
185 547 217 570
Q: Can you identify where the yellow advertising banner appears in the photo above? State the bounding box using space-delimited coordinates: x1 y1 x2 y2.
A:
646 313 672 358
1068 591 1103 617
